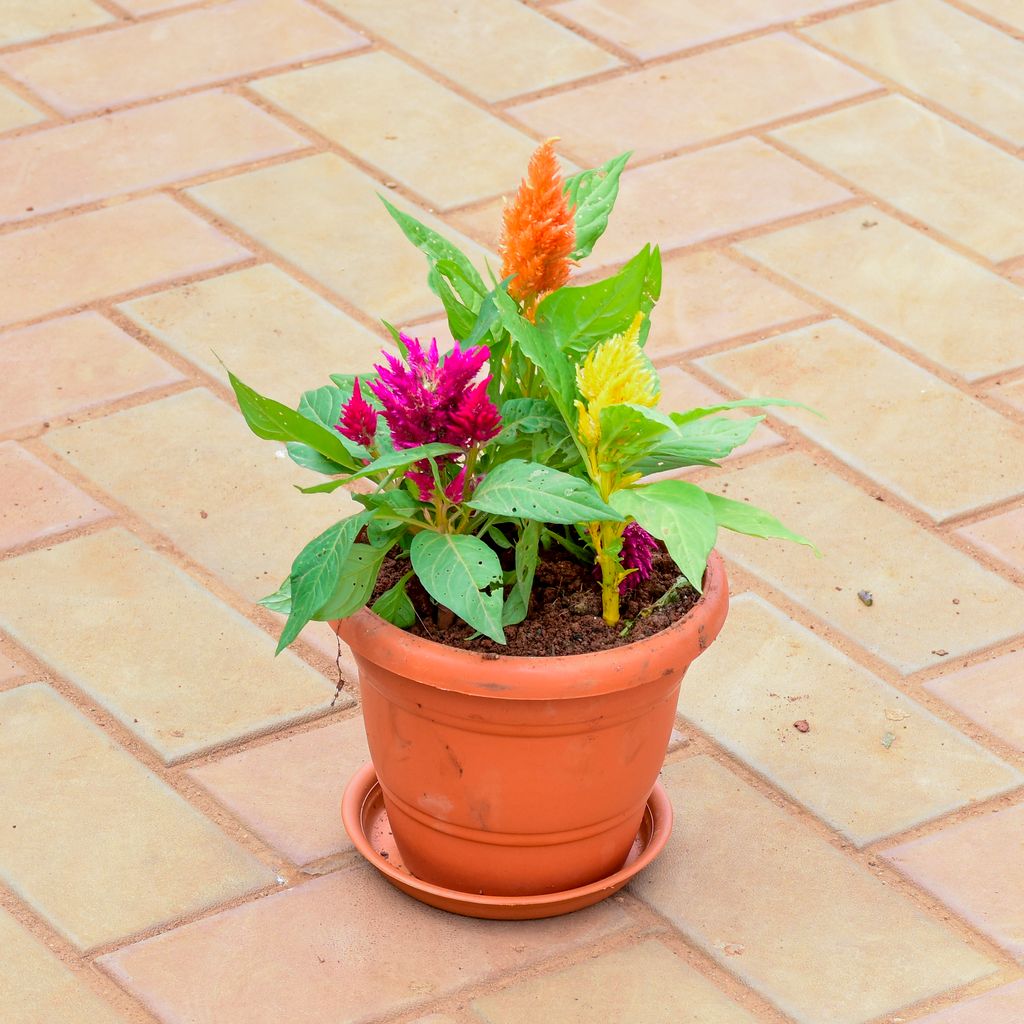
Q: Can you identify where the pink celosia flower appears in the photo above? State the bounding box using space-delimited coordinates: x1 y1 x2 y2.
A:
335 378 378 448
619 522 658 594
446 381 502 448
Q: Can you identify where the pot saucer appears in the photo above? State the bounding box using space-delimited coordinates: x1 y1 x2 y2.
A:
341 762 673 921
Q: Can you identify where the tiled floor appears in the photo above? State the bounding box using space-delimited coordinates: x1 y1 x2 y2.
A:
0 1 1022 1022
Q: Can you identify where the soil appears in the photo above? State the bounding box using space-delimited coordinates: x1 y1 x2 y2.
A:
369 542 701 657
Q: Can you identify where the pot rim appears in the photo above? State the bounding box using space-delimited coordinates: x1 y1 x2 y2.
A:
332 549 728 701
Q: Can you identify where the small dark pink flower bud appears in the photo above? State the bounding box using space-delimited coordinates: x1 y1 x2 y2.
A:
335 379 378 448
620 522 658 594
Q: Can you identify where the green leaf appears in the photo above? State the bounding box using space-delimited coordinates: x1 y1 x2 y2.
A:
410 532 505 643
371 571 416 628
297 443 462 492
298 384 342 430
670 397 820 425
563 152 631 260
468 459 621 523
611 482 717 592
496 398 566 445
502 520 540 626
631 416 763 475
705 493 818 554
464 276 513 347
315 543 390 620
598 403 671 466
258 576 292 614
285 443 350 476
429 263 477 341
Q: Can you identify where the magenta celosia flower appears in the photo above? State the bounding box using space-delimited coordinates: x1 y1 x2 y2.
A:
335 378 378 448
446 380 502 448
619 522 658 593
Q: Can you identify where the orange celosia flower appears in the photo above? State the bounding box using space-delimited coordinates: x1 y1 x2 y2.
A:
499 140 575 319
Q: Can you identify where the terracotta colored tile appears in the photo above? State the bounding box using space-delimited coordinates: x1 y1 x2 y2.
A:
0 684 274 951
0 0 111 47
704 451 1024 673
473 939 757 1024
805 0 1024 145
773 95 1024 261
632 756 996 1024
0 313 182 433
325 0 617 102
700 320 1024 521
738 208 1024 382
960 0 1024 31
99 867 631 1023
558 0 852 58
0 905 127 1024
0 196 248 329
914 980 1024 1024
0 442 108 549
45 389 362 602
884 803 1024 959
119 265 386 400
681 595 1021 845
253 52 543 210
189 715 368 864
189 153 487 323
0 651 22 682
0 91 305 224
958 506 1024 573
0 529 336 763
0 82 43 133
0 0 367 116
926 651 1024 754
509 33 875 166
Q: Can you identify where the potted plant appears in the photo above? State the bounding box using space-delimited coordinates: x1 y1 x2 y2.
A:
229 142 813 917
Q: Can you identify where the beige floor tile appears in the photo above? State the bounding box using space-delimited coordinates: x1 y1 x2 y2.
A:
958 506 1024 573
960 0 1024 31
0 0 111 47
700 319 1024 520
0 82 43 133
772 95 1024 261
0 442 108 549
45 388 361 601
509 33 875 165
119 265 385 401
99 867 630 1023
189 153 487 323
188 716 368 864
252 52 542 210
0 91 305 224
681 595 1021 845
0 529 336 763
0 683 274 951
0 196 248 329
326 0 617 102
926 651 1024 753
704 451 1024 673
116 0 191 11
0 313 183 433
804 0 1024 146
0 905 127 1024
885 802 1024 959
914 980 1024 1024
0 0 367 116
473 938 757 1024
631 756 995 1024
738 208 1024 381
557 0 852 58
991 377 1024 413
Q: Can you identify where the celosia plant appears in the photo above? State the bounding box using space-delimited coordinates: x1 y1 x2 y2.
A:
230 142 814 651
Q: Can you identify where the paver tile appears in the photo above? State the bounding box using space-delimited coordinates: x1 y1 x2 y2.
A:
99 867 631 1023
772 95 1024 260
509 33 876 165
0 0 367 116
44 388 361 602
804 0 1024 145
0 82 42 133
326 0 618 102
0 91 306 224
957 506 1024 574
117 0 191 12
252 52 543 210
992 377 1024 413
0 683 274 951
0 196 249 329
0 905 127 1024
557 0 852 58
925 651 1024 754
704 451 1024 673
914 979 1024 1023
0 312 183 434
473 938 757 1023
188 715 369 864
0 442 108 549
699 319 1024 521
631 756 996 1024
960 0 1024 31
680 595 1021 845
0 0 111 47
119 265 385 400
0 650 22 682
0 529 336 763
189 153 486 323
738 208 1024 381
884 802 1024 959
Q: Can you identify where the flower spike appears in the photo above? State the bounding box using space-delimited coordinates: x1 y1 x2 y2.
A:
335 378 378 448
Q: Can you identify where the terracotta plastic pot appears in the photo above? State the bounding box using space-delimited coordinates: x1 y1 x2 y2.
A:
334 549 728 897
